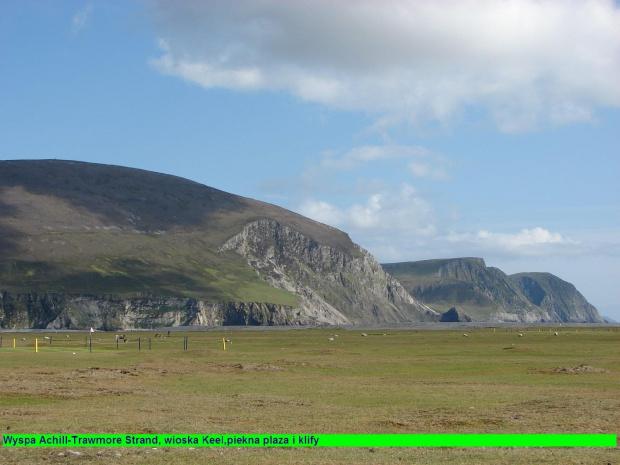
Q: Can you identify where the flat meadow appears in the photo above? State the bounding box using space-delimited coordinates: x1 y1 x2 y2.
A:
1 326 618 464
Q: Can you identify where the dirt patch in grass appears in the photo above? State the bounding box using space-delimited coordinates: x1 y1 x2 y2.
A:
376 409 508 432
230 362 283 372
0 365 153 402
276 358 310 367
301 348 359 355
532 364 610 375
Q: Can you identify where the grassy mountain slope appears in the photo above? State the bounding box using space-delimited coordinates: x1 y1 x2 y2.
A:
0 159 360 305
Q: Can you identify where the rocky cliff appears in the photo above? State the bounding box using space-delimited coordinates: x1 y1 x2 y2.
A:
0 291 300 330
510 272 602 322
383 258 603 323
220 219 438 324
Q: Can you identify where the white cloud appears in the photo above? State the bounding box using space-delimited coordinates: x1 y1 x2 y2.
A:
72 3 93 35
446 227 579 257
148 0 620 131
298 183 437 237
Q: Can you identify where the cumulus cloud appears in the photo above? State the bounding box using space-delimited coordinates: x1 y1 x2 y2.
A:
148 0 620 131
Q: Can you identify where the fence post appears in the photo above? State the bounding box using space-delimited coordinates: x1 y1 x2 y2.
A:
139 338 141 351
149 338 151 350
89 338 92 353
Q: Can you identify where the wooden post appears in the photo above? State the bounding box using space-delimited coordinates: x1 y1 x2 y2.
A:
222 338 226 351
89 338 92 353
149 338 151 350
139 338 141 351
35 338 38 353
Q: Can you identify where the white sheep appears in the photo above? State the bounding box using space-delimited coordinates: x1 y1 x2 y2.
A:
518 334 523 337
463 334 468 337
327 337 334 341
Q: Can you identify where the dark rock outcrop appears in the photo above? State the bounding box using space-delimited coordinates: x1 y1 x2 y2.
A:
440 307 472 322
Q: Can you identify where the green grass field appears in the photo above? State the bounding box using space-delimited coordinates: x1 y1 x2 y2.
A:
1 327 618 464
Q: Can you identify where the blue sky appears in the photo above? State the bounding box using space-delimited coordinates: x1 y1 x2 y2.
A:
1 0 619 319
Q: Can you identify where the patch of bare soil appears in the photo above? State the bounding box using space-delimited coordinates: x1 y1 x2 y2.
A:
377 410 507 432
301 348 358 355
231 362 283 372
532 364 610 375
0 366 152 401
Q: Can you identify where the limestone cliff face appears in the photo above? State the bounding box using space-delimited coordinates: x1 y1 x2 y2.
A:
220 219 438 324
0 291 299 330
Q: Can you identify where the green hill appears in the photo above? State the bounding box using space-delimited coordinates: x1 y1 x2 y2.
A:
1 160 435 329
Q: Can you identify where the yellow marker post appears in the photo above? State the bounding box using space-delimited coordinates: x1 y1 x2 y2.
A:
35 338 38 353
222 338 226 351
13 338 16 348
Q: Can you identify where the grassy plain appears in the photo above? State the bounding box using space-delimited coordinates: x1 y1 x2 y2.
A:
1 327 618 464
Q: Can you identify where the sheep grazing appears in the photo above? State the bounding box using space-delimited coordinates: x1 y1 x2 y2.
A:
225 339 231 343
462 334 468 337
44 336 51 340
327 337 334 341
554 331 559 336
21 338 26 341
518 333 523 337
361 333 368 337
